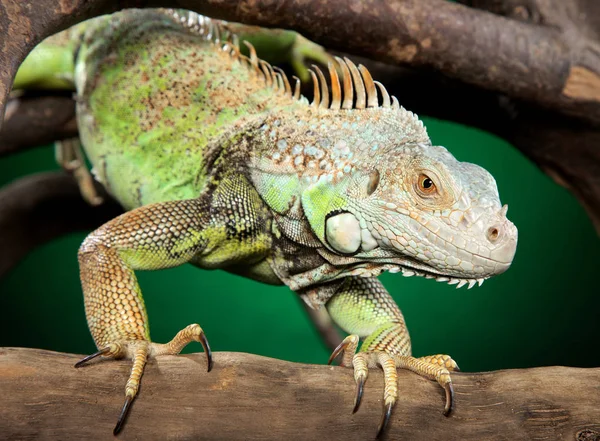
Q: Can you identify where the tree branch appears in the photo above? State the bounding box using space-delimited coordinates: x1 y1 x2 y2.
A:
506 106 600 232
1 0 600 127
0 348 599 440
0 93 77 157
457 0 600 37
298 298 343 351
0 172 122 278
198 0 600 125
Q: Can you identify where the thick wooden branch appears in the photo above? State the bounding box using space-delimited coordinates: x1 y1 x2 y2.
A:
196 0 600 125
0 172 121 278
0 348 599 440
0 93 77 156
458 0 600 38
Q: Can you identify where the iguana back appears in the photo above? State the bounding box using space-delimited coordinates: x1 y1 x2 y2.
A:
76 9 298 209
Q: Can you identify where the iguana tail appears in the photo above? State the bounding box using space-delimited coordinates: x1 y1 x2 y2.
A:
12 25 88 91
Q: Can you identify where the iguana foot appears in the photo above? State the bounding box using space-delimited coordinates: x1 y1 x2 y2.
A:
75 324 211 435
329 335 459 438
289 33 334 83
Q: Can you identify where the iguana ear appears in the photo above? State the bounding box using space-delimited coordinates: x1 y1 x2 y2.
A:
301 176 361 254
324 212 361 254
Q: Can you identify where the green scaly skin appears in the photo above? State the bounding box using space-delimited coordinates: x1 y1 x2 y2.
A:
14 9 518 437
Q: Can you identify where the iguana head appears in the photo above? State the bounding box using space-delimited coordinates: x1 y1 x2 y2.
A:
248 54 517 287
303 137 518 286
291 61 518 288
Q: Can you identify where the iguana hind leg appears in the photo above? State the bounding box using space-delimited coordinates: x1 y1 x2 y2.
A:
55 138 103 206
75 198 212 434
326 277 460 438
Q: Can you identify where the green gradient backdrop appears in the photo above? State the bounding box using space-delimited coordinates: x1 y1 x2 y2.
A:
1 117 599 372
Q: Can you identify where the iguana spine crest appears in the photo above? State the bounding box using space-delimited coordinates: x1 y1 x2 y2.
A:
169 8 422 129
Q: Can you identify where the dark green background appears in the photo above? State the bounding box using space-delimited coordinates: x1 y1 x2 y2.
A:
1 117 599 372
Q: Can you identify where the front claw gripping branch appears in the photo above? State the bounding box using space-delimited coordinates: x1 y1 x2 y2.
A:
75 199 212 434
326 277 460 438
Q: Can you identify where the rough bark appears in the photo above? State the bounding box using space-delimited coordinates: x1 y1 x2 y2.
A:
0 93 77 157
1 0 599 126
0 172 122 278
0 348 599 440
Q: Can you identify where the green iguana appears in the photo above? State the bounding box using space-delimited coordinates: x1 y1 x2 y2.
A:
13 8 518 437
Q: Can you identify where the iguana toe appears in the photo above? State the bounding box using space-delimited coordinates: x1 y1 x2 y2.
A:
74 323 212 435
328 333 458 438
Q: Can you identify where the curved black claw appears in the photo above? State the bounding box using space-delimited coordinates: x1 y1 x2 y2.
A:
199 332 213 372
443 382 454 416
352 377 365 413
114 395 134 435
74 347 111 368
327 339 348 365
376 402 394 439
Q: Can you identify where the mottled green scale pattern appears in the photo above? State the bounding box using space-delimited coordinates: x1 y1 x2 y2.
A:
191 172 273 271
76 9 298 210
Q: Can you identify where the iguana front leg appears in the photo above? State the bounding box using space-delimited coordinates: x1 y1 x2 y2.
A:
76 198 212 434
326 277 460 438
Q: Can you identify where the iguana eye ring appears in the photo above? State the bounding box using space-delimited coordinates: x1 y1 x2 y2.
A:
417 173 437 195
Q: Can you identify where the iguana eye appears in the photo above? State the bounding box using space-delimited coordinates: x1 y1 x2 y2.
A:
417 173 437 195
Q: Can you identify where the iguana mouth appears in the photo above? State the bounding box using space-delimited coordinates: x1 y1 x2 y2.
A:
385 264 486 289
348 259 487 289
318 247 488 289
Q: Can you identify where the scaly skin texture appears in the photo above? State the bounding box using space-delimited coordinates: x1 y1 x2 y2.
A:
14 8 518 437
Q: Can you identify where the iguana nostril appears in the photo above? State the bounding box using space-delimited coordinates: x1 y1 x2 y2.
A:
487 226 500 243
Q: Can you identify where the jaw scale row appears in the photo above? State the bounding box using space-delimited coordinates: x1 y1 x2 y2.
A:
351 264 486 289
